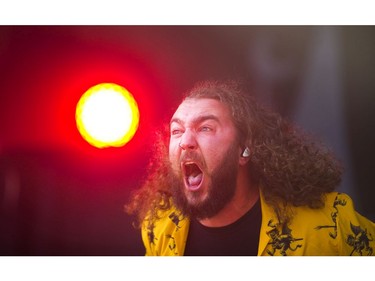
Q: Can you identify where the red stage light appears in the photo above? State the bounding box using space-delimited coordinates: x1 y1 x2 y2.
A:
75 83 140 149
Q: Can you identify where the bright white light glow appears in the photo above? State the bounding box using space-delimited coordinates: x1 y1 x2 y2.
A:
76 83 139 148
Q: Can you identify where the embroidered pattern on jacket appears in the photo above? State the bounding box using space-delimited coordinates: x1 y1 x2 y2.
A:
147 222 157 245
314 194 346 238
168 212 184 230
266 219 303 256
346 222 373 256
314 193 374 255
165 234 179 255
165 212 185 255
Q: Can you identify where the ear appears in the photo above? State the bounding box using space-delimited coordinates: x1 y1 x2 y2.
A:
239 147 251 166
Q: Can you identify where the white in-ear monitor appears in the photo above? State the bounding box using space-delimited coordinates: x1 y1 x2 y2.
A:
242 147 250 157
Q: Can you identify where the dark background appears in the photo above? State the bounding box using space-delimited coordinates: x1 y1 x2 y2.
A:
1 26 374 255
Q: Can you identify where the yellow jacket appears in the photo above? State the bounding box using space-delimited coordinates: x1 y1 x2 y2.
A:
141 192 375 256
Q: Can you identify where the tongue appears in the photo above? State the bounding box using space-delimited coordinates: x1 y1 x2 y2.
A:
187 173 203 186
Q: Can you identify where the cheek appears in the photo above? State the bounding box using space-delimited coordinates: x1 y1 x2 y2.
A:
200 145 223 172
202 139 238 171
168 141 180 171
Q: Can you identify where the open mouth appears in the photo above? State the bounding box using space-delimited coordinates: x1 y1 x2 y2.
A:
182 162 204 191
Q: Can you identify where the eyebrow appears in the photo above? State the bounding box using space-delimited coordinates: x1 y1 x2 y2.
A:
170 114 221 127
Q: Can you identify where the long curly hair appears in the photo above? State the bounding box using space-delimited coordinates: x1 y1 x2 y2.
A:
125 80 343 226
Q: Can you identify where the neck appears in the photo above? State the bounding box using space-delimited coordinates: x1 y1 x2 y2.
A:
198 166 259 227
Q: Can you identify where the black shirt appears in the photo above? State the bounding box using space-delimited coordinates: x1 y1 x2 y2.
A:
184 199 262 256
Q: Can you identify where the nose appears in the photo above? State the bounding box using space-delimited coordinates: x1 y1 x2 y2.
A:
179 129 197 150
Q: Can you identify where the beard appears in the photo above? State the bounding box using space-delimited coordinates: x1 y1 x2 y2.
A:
168 143 240 220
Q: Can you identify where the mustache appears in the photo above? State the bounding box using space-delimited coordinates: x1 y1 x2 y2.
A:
180 150 204 165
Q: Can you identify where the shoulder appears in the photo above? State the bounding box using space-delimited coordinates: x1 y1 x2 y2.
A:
259 191 375 256
302 192 375 255
299 191 375 238
326 192 375 255
323 192 374 226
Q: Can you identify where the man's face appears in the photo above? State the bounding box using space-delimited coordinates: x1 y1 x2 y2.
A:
168 98 242 219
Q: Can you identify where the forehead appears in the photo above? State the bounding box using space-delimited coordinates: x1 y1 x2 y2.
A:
171 98 232 124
